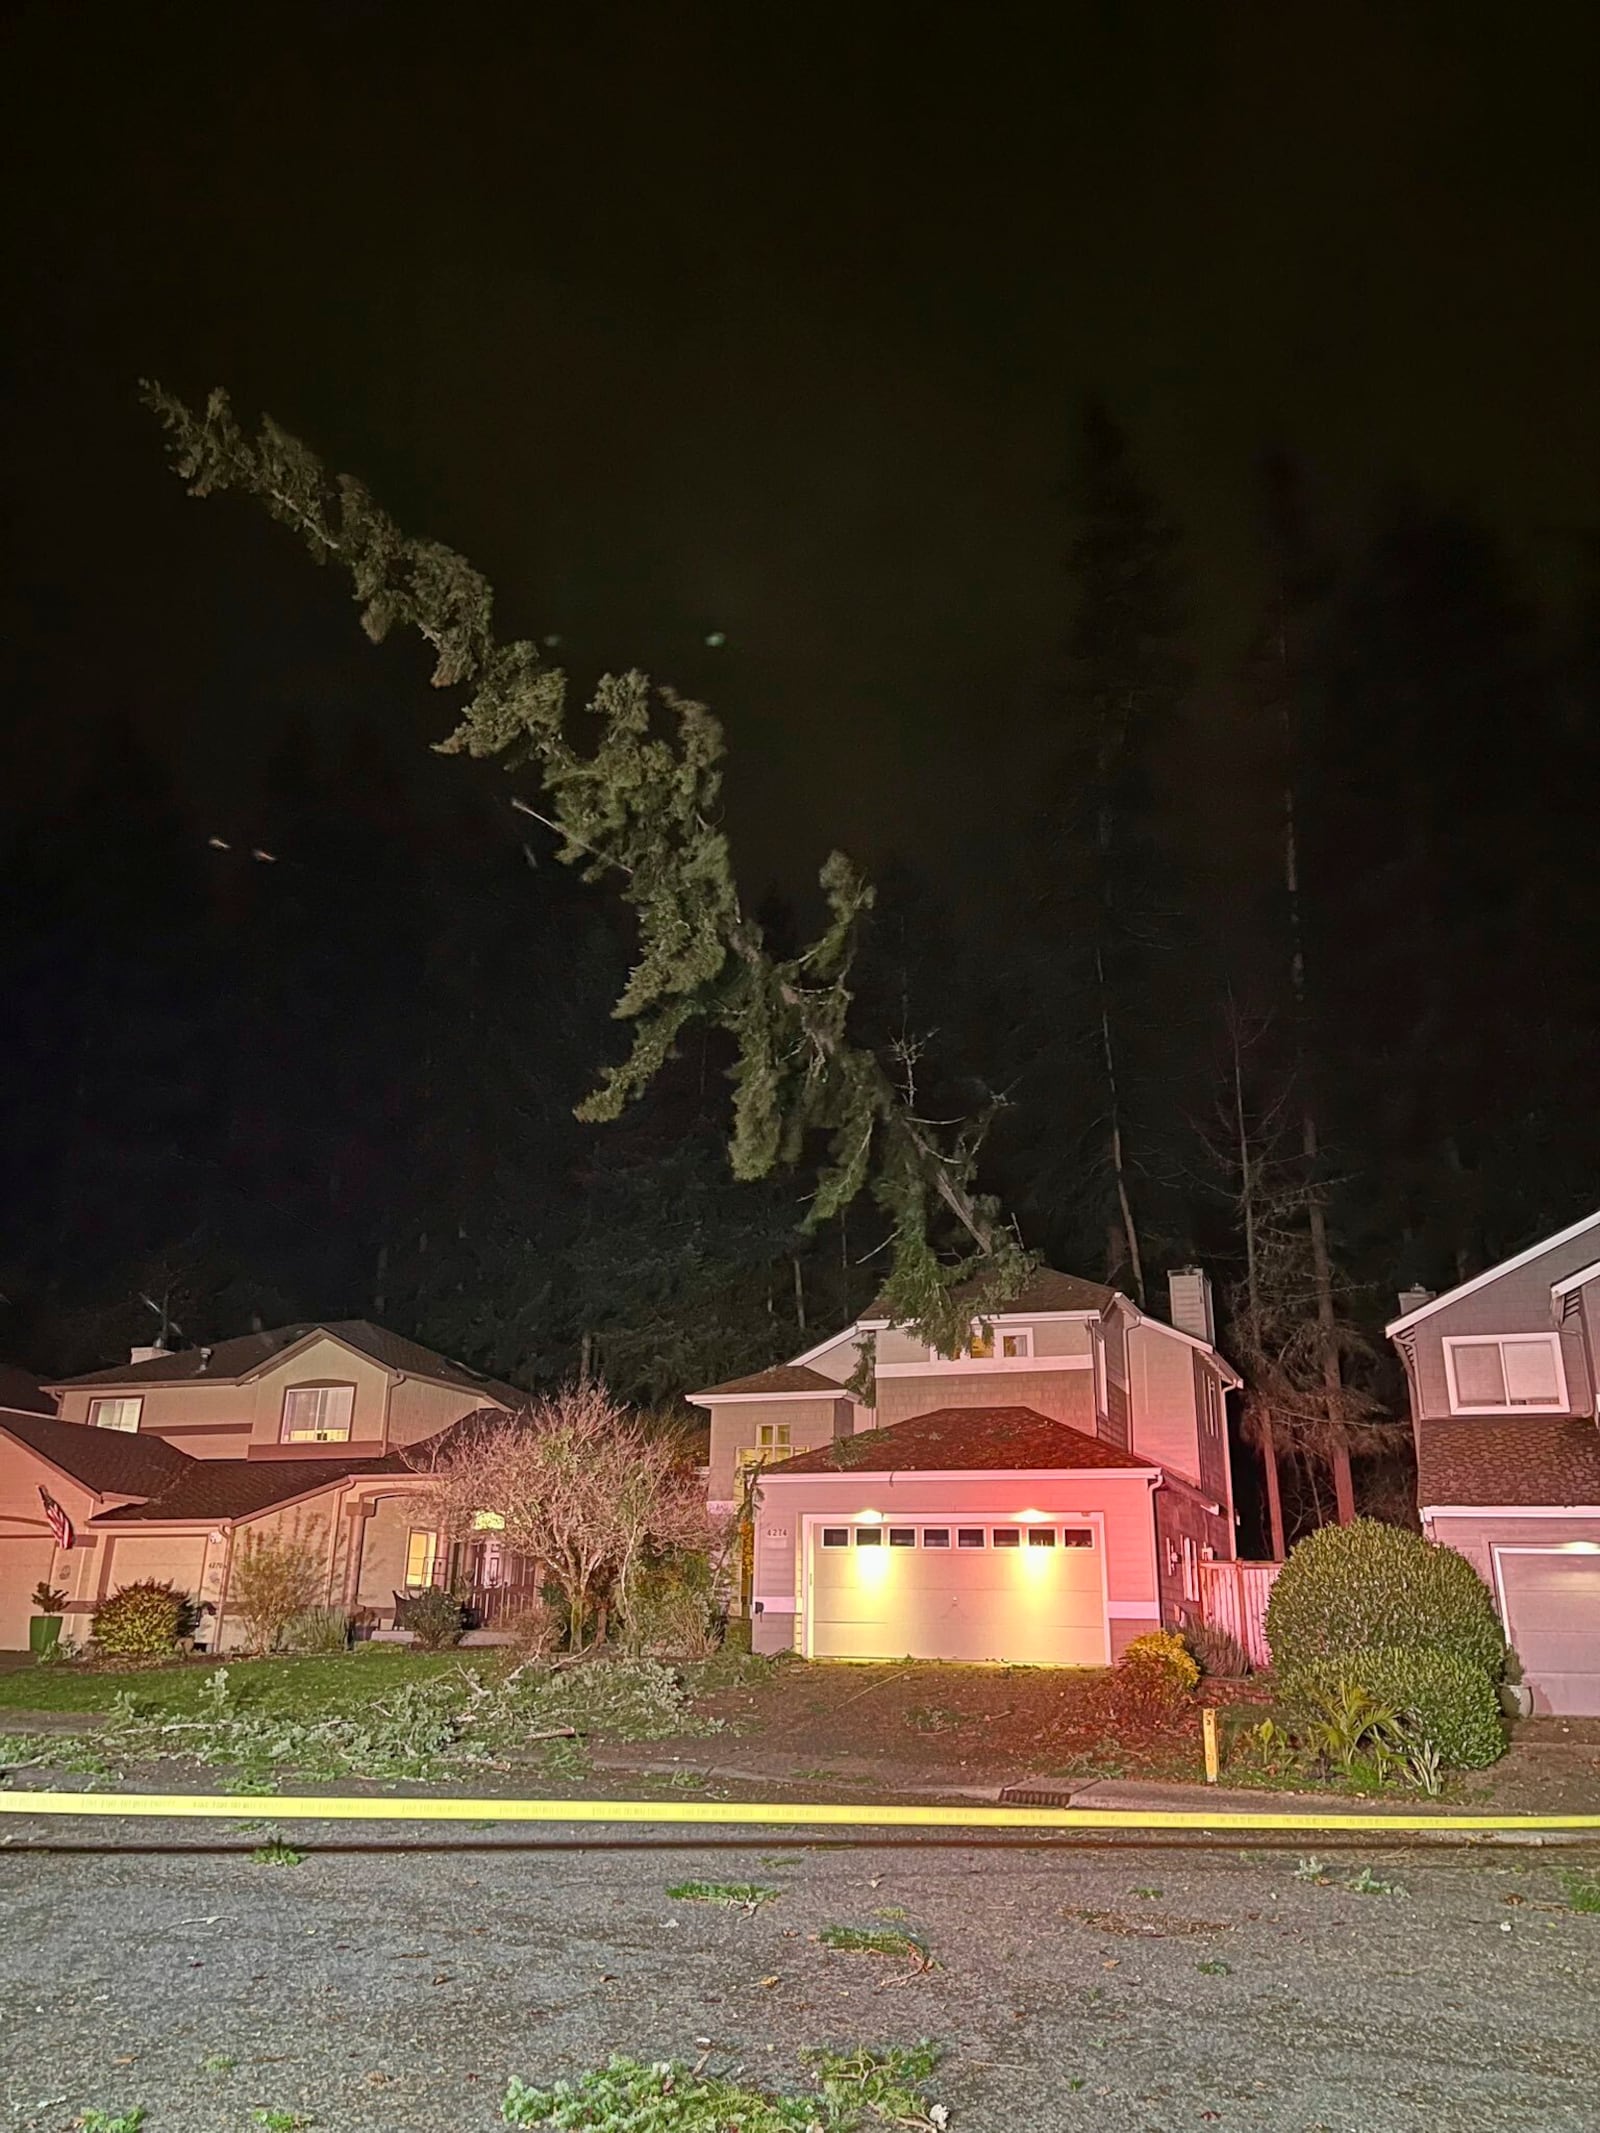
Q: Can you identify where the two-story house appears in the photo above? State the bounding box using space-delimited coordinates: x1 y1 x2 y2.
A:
0 1321 520 1650
1388 1207 1600 1715
690 1266 1240 1665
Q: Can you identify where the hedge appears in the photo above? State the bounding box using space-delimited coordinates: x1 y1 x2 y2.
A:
1265 1517 1505 1679
1283 1645 1506 1769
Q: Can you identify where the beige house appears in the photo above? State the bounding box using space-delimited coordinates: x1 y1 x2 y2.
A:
0 1321 520 1651
690 1267 1240 1664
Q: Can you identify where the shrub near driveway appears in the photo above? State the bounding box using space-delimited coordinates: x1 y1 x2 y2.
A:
1283 1647 1506 1770
1265 1519 1506 1679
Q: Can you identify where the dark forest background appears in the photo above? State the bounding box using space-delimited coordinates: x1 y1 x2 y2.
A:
5 407 1598 1550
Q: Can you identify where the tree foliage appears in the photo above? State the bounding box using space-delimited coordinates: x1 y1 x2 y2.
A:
142 384 1032 1352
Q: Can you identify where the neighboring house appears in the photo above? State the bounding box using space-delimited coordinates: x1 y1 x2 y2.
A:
0 1321 522 1651
689 1267 1240 1664
1388 1208 1600 1716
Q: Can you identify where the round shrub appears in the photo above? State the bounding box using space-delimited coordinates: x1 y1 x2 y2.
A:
1284 1646 1505 1769
93 1579 194 1656
1265 1518 1505 1679
394 1585 464 1649
1121 1628 1201 1694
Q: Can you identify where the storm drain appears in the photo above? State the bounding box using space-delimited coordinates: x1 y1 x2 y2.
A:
998 1786 1078 1807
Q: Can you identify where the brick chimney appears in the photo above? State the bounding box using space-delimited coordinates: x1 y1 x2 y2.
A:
1167 1267 1215 1344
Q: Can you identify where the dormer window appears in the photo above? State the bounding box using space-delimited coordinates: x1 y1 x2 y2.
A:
997 1328 1032 1360
89 1396 142 1432
1442 1334 1567 1415
927 1324 1033 1363
280 1383 356 1443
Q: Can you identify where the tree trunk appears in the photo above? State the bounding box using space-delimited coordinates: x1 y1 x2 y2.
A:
1260 1422 1287 1561
1096 948 1145 1305
793 1255 806 1335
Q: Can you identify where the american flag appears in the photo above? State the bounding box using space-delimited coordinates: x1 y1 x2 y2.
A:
38 1489 73 1551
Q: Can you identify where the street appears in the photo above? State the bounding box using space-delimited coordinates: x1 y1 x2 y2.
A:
1 1828 1597 2131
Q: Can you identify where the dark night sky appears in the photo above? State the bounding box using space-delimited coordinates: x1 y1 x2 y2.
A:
3 0 1599 881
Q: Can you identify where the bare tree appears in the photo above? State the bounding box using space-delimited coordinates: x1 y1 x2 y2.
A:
408 1385 711 1651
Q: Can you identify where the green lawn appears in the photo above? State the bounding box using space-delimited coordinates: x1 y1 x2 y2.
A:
0 1647 490 1718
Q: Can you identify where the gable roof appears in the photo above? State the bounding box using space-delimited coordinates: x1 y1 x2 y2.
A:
0 1362 53 1416
0 1408 194 1499
690 1364 853 1401
1386 1209 1600 1337
860 1268 1121 1326
758 1405 1157 1477
1417 1414 1600 1510
92 1447 421 1524
47 1320 523 1406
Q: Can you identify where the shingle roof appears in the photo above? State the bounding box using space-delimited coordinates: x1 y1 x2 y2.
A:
862 1267 1121 1325
0 1409 195 1498
0 1363 53 1415
48 1321 523 1406
92 1447 423 1524
691 1364 851 1399
760 1406 1156 1476
1416 1416 1600 1508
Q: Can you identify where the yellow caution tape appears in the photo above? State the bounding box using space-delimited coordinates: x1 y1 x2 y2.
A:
0 1792 1598 1833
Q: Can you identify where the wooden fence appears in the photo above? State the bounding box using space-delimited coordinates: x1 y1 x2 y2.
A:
1198 1558 1281 1670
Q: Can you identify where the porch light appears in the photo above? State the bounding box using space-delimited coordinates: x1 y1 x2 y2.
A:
1559 1539 1600 1552
855 1508 883 1522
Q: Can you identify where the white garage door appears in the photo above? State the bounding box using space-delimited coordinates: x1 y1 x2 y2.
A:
1499 1550 1600 1716
0 1536 59 1650
806 1518 1108 1665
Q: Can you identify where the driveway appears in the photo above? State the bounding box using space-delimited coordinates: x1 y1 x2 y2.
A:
1 1826 1596 2130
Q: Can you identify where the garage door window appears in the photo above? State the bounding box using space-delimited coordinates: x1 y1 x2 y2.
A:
1062 1527 1093 1548
1028 1528 1057 1548
957 1528 985 1548
855 1526 883 1546
821 1527 849 1548
992 1528 1020 1549
888 1527 916 1548
922 1528 950 1548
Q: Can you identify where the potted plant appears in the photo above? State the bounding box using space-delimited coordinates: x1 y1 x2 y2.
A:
29 1582 68 1657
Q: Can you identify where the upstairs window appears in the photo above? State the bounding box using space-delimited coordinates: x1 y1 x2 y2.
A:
89 1396 142 1432
1443 1334 1568 1415
998 1328 1033 1359
280 1383 356 1443
756 1422 792 1454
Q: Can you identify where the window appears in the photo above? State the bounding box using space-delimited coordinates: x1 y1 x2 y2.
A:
1181 1534 1200 1603
922 1527 951 1548
405 1529 438 1589
999 1328 1033 1360
992 1527 1021 1549
1027 1527 1057 1548
1061 1527 1094 1549
280 1383 356 1442
888 1527 916 1548
1202 1376 1223 1437
967 1324 995 1359
756 1422 792 1453
855 1525 883 1546
1443 1334 1567 1414
1092 1330 1108 1416
821 1526 850 1548
957 1528 985 1549
88 1396 142 1433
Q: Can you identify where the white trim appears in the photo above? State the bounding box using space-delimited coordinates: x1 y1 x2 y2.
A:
1106 1600 1161 1620
687 1386 857 1407
1422 1504 1600 1519
855 1309 1106 1331
874 1356 1093 1379
757 1465 1158 1486
1441 1332 1569 1416
1551 1259 1600 1301
786 1324 866 1369
1488 1541 1600 1646
1386 1208 1600 1336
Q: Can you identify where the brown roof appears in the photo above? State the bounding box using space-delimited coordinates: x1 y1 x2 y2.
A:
1416 1416 1600 1508
0 1363 54 1415
92 1446 423 1524
691 1364 850 1399
48 1320 523 1406
760 1406 1156 1476
862 1267 1121 1325
0 1409 194 1498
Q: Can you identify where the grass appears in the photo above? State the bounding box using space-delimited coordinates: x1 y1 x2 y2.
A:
0 1647 476 1717
73 2114 145 2133
668 1879 782 1910
502 2045 942 2129
818 1924 934 1969
251 1841 306 1867
1559 1868 1600 1913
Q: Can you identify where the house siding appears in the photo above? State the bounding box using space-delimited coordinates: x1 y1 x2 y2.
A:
705 1396 852 1504
875 1369 1096 1433
1403 1235 1600 1422
1126 1323 1203 1483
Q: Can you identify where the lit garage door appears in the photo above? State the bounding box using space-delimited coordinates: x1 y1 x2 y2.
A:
1499 1550 1600 1716
806 1518 1108 1665
0 1536 59 1650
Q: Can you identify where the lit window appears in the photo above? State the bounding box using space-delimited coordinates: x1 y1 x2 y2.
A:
281 1384 356 1442
1027 1528 1057 1548
1181 1534 1200 1603
1443 1335 1567 1415
957 1528 985 1549
922 1528 951 1548
756 1422 792 1453
855 1526 883 1547
992 1528 1021 1549
888 1527 916 1548
999 1329 1033 1360
1062 1527 1094 1549
821 1527 850 1549
405 1529 438 1589
89 1396 142 1433
967 1324 995 1359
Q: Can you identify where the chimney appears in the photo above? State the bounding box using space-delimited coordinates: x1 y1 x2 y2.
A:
129 1344 171 1366
1396 1287 1435 1318
1167 1267 1215 1344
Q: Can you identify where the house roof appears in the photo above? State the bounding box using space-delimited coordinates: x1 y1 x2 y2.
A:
0 1408 195 1499
47 1320 523 1406
0 1362 54 1415
1386 1208 1600 1336
1417 1415 1600 1510
759 1405 1157 1477
92 1446 423 1524
690 1364 851 1400
861 1267 1121 1326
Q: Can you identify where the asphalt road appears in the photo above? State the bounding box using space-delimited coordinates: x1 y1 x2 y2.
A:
1 1828 1597 2131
